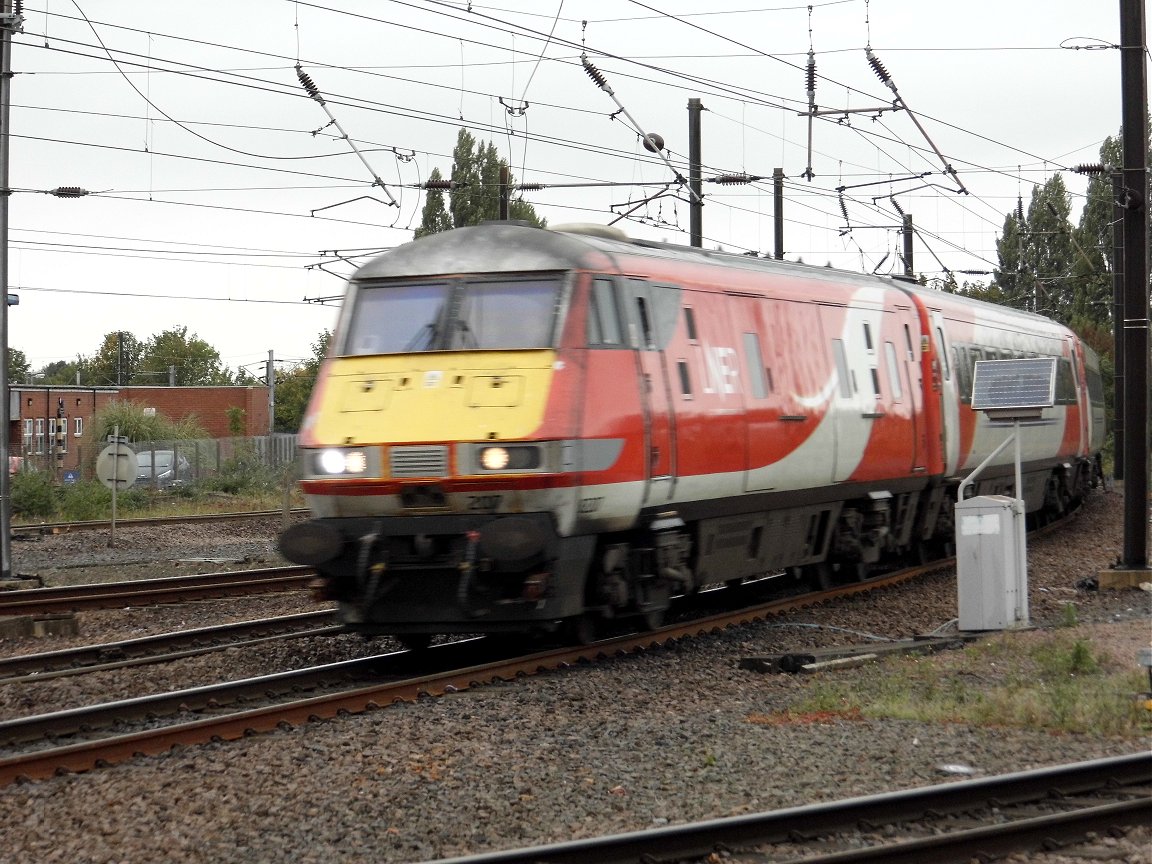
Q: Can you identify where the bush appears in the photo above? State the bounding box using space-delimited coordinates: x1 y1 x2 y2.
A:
199 446 282 495
11 470 56 518
56 480 113 521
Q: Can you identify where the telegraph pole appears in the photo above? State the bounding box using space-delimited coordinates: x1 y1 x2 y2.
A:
266 350 275 436
0 1 21 581
1117 0 1149 572
688 98 703 248
772 168 784 260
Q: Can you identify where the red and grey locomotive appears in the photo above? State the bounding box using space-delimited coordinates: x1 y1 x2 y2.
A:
278 222 1106 644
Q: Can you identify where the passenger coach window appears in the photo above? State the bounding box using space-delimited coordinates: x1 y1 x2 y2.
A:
742 332 768 398
1055 358 1078 404
588 278 623 346
677 360 692 397
685 307 698 342
885 342 902 399
832 339 853 397
935 327 951 380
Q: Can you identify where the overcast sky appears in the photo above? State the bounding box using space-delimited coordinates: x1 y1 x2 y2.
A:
4 0 1140 379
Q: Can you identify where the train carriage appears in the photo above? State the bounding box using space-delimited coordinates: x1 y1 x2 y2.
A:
279 222 1105 643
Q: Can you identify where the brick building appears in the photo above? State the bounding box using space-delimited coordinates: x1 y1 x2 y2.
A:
10 385 272 474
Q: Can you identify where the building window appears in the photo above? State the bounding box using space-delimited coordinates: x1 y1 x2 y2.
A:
74 417 84 437
33 418 45 455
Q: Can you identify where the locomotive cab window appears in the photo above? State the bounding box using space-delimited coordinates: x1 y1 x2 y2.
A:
342 276 563 355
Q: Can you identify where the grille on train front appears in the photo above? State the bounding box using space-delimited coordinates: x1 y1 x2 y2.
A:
390 445 449 478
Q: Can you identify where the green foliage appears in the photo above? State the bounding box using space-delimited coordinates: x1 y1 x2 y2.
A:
11 469 56 518
8 348 29 383
87 400 208 446
414 167 454 239
38 358 81 385
273 329 331 433
79 332 144 386
793 631 1143 737
1058 602 1079 628
198 444 282 495
140 325 233 385
414 128 546 239
56 480 114 521
226 407 246 437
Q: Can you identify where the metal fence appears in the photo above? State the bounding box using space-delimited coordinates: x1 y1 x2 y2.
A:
20 434 300 486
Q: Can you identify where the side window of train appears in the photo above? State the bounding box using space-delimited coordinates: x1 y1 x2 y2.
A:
1055 358 1078 404
588 278 623 347
954 345 972 403
884 342 902 400
677 359 693 398
685 306 699 342
742 332 769 399
832 339 854 398
935 326 951 380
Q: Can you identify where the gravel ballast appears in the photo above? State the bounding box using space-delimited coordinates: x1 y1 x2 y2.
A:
1 487 1149 864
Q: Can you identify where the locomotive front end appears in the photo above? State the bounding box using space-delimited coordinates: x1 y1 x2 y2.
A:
278 226 598 640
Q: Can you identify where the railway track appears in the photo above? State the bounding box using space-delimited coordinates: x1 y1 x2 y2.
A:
0 560 961 786
0 565 315 615
0 609 341 682
11 508 306 538
423 753 1152 864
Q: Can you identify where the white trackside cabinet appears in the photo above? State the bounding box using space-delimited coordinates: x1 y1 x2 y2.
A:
956 495 1028 631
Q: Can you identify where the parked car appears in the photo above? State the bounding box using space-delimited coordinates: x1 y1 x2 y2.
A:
134 450 191 489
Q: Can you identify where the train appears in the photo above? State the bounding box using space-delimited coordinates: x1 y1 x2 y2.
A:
278 221 1106 646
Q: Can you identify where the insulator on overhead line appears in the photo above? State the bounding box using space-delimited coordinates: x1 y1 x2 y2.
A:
865 48 892 85
1016 198 1025 222
581 54 610 91
519 183 545 191
49 187 89 198
295 64 323 103
1072 163 1107 175
713 174 754 185
839 193 850 224
889 196 905 217
806 51 817 94
424 180 454 190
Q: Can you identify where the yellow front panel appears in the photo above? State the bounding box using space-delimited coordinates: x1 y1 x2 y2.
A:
310 350 556 445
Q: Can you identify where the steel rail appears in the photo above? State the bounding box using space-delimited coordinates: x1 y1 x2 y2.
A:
0 610 341 682
11 508 307 536
422 753 1152 864
0 565 314 615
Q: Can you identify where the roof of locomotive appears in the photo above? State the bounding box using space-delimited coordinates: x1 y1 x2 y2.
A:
351 221 1067 335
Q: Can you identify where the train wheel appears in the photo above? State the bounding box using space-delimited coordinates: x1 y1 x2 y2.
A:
397 633 433 651
565 613 599 646
640 607 666 631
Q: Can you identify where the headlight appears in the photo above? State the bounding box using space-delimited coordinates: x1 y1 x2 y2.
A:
316 449 368 475
478 445 540 471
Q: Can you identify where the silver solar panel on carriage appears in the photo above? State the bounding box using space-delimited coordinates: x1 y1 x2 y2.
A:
970 358 1057 412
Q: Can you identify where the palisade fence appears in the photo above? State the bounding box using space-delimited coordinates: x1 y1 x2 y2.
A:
21 434 300 486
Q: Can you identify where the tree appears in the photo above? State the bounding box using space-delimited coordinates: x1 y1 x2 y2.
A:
273 329 331 433
414 128 546 238
992 175 1085 324
7 348 29 383
38 359 80 385
139 326 232 385
79 331 144 386
414 167 454 238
